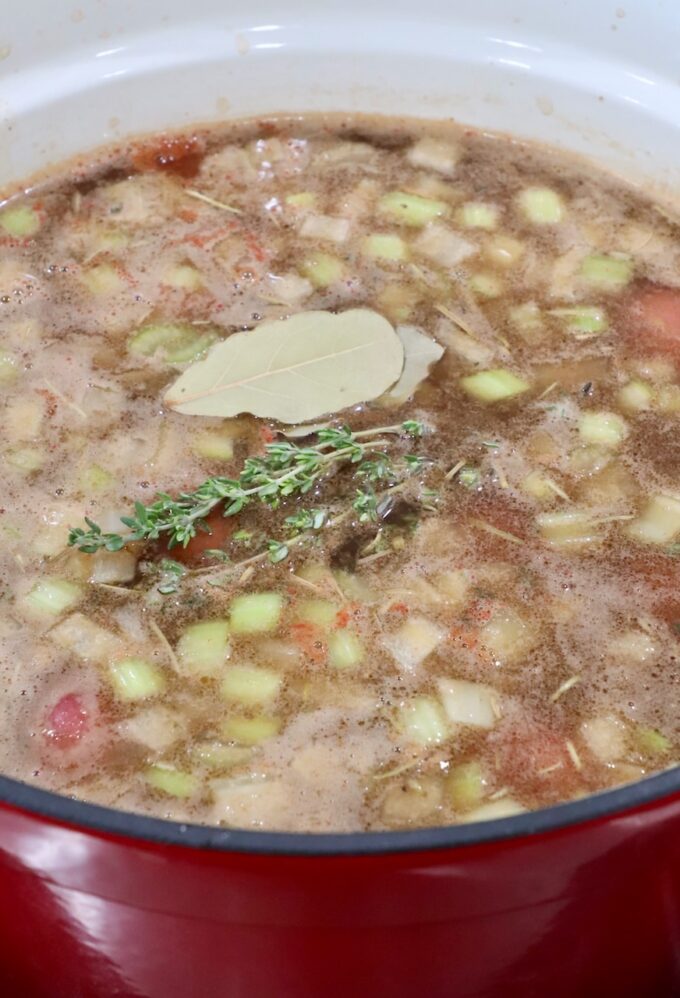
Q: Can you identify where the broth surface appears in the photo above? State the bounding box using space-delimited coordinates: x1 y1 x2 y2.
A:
0 115 678 831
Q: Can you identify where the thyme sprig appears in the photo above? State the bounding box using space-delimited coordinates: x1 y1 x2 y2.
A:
68 421 424 555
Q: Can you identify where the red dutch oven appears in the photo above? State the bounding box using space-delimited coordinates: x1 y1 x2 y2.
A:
0 769 677 996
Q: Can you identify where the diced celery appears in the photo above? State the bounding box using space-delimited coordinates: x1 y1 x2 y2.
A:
657 384 680 414
579 410 628 448
383 616 445 672
221 664 282 705
221 715 281 745
332 569 376 603
0 203 40 237
550 307 608 334
537 509 604 548
375 283 421 322
517 186 564 224
190 741 252 770
89 228 129 253
193 430 234 462
617 380 654 413
635 726 671 756
398 696 449 745
446 761 487 811
296 562 336 587
299 252 344 288
81 263 124 295
580 253 633 289
469 272 503 299
128 322 217 364
80 464 115 492
460 369 530 402
626 494 680 545
327 630 364 670
484 235 524 267
457 201 498 229
406 137 459 176
521 470 555 501
163 263 203 291
567 444 611 476
109 658 165 701
462 798 526 821
378 191 448 227
6 446 43 472
285 191 317 208
480 609 537 664
296 599 339 630
361 233 409 261
509 302 542 332
230 593 283 634
145 765 196 798
176 619 230 677
437 679 498 729
25 579 81 616
0 351 18 385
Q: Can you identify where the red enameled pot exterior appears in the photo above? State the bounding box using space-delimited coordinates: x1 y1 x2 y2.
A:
0 782 677 998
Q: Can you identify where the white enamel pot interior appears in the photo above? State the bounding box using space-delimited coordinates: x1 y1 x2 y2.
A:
1 0 680 200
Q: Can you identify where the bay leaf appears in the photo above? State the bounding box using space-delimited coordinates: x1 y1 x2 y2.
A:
164 309 404 422
278 421 332 439
378 325 445 405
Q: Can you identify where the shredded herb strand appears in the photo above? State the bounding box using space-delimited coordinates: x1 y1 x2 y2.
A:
68 421 424 555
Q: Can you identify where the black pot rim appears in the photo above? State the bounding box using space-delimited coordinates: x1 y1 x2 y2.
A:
0 764 678 856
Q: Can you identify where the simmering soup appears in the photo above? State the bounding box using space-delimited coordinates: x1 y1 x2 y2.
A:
0 116 677 831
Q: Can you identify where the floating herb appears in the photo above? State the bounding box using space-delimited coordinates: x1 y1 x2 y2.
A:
69 421 423 555
164 309 405 422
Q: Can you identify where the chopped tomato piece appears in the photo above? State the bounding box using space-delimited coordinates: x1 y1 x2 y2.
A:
290 622 327 664
44 694 89 747
448 625 478 651
130 136 206 178
170 506 237 566
259 425 277 445
491 720 580 797
631 285 680 357
334 609 349 628
387 601 410 617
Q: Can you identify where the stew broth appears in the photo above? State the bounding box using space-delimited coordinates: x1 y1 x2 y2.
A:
0 115 677 831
